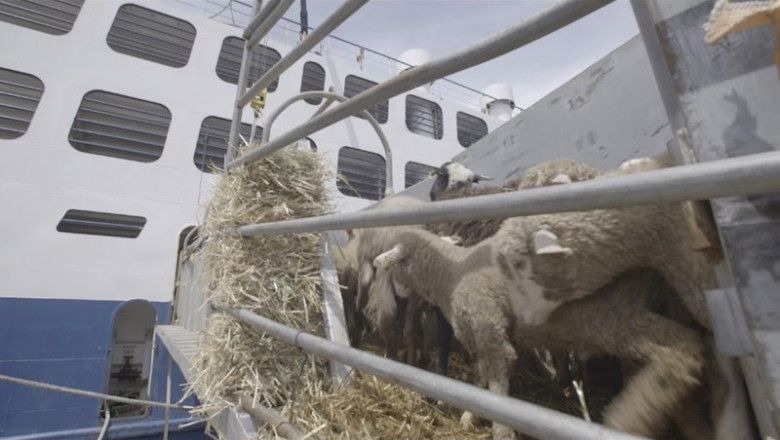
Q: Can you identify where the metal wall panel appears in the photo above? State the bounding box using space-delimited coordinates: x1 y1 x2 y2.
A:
403 35 673 200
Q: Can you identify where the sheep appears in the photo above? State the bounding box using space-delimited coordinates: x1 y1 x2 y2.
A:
513 158 601 189
361 226 709 439
332 195 453 371
425 159 601 246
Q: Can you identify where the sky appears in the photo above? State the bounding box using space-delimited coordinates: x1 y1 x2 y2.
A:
282 0 640 108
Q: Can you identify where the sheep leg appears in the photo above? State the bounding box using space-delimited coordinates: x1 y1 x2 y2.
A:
596 312 705 438
378 298 402 359
403 296 423 365
435 307 453 376
472 323 517 440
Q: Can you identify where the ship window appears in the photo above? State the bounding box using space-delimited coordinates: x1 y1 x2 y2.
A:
57 209 146 238
0 0 84 35
0 67 44 139
406 95 443 140
106 301 156 418
343 75 388 124
69 90 171 162
457 112 488 148
194 116 262 172
216 37 281 92
337 147 386 201
106 4 196 68
301 62 325 104
405 161 436 188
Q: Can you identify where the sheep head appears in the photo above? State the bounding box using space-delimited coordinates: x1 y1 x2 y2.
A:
429 162 492 201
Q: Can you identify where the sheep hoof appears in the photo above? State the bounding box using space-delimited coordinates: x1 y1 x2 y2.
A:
460 410 475 429
532 229 573 256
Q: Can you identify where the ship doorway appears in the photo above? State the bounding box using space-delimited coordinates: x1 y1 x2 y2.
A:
105 300 156 418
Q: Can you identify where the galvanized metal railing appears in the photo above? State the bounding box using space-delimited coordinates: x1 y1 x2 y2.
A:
212 304 648 440
212 1 780 439
236 151 780 236
225 0 616 169
225 0 367 163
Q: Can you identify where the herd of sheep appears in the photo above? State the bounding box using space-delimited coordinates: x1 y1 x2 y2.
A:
330 157 753 440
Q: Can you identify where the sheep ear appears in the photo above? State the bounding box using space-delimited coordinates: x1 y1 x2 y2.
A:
550 173 572 185
374 244 405 269
474 174 492 182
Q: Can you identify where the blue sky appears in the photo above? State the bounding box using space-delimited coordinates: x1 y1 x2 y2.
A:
284 0 639 107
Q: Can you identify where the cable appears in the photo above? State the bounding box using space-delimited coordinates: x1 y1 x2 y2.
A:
0 373 194 411
97 402 111 440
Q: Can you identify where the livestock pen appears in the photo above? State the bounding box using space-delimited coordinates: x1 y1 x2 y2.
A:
161 0 780 439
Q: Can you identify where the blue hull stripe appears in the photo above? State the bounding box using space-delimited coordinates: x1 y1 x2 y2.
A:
0 297 206 439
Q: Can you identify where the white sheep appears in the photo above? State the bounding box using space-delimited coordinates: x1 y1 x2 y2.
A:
362 226 709 439
333 195 453 370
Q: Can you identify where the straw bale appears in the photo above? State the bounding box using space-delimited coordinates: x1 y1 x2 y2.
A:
190 146 332 421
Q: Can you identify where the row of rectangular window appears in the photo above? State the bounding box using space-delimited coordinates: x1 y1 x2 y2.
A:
54 152 430 240
0 3 489 147
0 68 444 202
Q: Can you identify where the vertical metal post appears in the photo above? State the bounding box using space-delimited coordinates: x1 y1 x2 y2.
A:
632 1 780 437
226 0 262 165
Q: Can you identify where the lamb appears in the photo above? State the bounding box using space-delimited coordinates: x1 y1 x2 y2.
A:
332 195 453 371
361 226 709 439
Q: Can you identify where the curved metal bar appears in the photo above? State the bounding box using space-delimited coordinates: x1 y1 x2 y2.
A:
260 90 394 196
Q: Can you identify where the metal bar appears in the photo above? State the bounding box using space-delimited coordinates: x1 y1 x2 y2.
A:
0 373 193 410
237 151 780 236
246 0 296 49
226 0 262 164
629 0 687 166
259 90 393 194
237 395 310 440
311 94 335 119
0 416 203 440
242 0 276 39
213 304 646 440
227 0 614 169
239 0 368 107
264 10 525 110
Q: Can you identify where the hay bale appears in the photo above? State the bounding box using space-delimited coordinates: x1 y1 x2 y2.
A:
287 373 491 440
190 146 332 420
